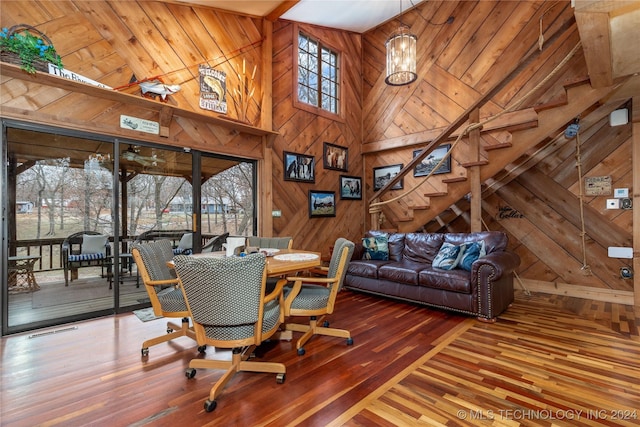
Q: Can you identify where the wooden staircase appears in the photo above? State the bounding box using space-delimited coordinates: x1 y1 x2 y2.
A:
389 80 621 233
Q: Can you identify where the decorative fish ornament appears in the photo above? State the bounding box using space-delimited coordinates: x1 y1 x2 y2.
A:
139 80 181 101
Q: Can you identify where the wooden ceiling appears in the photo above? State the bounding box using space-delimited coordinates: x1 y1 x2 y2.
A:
575 0 640 88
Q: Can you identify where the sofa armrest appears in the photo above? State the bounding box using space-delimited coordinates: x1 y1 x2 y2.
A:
471 251 520 320
352 242 365 261
471 251 520 280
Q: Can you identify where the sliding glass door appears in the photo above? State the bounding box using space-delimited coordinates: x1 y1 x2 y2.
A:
2 121 257 335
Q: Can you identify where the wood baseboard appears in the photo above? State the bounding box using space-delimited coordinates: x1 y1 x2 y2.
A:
517 278 635 305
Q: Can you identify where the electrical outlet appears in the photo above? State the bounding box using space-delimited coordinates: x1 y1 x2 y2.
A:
272 210 282 217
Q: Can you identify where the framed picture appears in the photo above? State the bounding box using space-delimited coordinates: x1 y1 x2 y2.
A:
340 175 362 200
284 151 315 183
413 144 451 177
373 164 403 191
308 190 336 217
323 142 348 171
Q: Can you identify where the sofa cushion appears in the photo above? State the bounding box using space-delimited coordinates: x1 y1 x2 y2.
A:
362 236 389 260
444 231 507 254
403 233 444 263
459 240 486 271
419 268 471 293
378 261 425 285
347 260 388 279
432 242 466 270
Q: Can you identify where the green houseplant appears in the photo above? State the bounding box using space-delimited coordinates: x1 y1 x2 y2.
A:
0 24 63 74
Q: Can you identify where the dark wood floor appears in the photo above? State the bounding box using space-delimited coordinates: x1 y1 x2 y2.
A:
1 289 638 426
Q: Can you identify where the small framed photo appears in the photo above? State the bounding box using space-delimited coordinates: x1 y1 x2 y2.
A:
340 175 362 200
309 190 336 217
323 142 348 171
373 164 403 191
284 151 315 183
413 144 451 177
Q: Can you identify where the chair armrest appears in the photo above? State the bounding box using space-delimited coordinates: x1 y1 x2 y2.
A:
264 278 287 304
285 275 336 285
145 278 180 288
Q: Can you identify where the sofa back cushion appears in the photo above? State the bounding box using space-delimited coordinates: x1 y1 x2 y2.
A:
403 233 444 263
443 231 507 254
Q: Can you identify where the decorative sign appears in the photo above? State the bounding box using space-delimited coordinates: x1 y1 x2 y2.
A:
498 206 524 219
199 65 227 114
47 64 112 89
585 176 612 196
119 115 160 135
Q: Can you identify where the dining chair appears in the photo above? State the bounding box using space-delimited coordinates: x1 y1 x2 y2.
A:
246 236 294 292
282 237 355 355
246 236 293 250
131 239 202 357
174 253 286 412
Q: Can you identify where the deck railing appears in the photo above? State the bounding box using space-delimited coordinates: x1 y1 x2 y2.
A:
8 233 222 274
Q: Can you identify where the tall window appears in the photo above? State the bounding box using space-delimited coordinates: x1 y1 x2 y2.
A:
297 32 340 115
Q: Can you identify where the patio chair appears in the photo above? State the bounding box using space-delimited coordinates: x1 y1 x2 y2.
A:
131 239 202 357
62 231 112 288
282 237 355 355
174 253 286 412
200 232 230 253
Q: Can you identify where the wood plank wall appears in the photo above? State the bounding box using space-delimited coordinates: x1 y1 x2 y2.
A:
1 0 635 298
0 1 264 155
360 0 635 298
1 1 365 258
271 21 364 257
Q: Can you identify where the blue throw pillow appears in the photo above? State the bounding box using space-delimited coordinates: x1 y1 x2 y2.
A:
362 236 389 260
432 242 466 270
458 240 486 271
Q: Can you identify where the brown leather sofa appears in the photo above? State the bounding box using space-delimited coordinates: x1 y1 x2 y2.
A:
344 230 520 321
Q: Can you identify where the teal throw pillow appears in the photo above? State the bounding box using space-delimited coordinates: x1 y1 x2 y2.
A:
362 236 389 260
432 242 466 270
458 240 486 271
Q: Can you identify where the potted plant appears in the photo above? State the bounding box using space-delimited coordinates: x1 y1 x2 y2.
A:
0 24 63 74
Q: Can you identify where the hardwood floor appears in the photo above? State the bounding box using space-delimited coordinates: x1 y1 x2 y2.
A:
1 290 638 426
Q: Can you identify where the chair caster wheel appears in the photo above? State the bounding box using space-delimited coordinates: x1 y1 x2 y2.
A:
276 373 286 384
197 345 207 353
185 368 196 379
323 320 330 327
141 348 149 356
204 399 217 412
346 337 354 346
166 328 173 334
297 348 305 356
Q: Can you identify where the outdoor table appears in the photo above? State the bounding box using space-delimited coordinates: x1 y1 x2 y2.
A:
8 255 41 293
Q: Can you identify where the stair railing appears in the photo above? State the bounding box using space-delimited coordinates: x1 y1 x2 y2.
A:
368 19 580 230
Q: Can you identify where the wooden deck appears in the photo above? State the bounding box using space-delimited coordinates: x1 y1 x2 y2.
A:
1 290 638 426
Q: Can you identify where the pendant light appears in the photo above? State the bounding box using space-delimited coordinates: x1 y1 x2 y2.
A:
385 0 417 86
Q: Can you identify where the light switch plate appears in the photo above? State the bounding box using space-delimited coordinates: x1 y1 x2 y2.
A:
606 199 620 209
